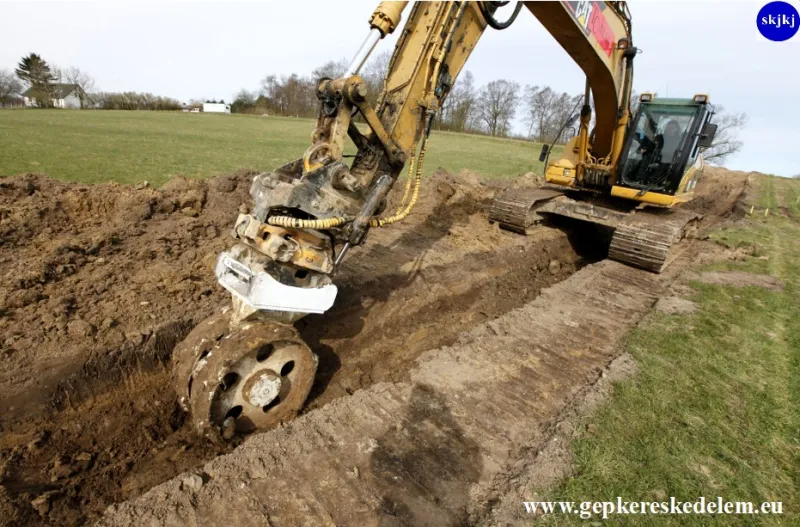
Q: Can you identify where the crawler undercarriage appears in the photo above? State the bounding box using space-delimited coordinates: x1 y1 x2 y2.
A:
489 186 702 273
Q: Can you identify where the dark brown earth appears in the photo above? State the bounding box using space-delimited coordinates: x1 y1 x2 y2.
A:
0 165 749 525
0 168 589 525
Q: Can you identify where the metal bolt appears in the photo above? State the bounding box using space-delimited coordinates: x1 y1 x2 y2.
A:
244 371 282 407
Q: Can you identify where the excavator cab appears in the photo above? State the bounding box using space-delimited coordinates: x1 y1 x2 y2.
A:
615 94 716 201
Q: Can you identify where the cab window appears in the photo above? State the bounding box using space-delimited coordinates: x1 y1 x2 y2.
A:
621 104 699 192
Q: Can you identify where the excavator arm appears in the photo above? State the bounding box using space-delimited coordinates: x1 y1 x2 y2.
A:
525 1 633 160
174 1 652 440
273 2 635 254
311 1 635 213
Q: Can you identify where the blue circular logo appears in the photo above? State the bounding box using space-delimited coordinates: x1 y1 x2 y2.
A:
758 1 799 41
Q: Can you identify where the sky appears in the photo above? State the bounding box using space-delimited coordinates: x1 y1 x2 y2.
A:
1 1 798 177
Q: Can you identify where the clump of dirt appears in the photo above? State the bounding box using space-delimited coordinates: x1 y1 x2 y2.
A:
510 170 545 189
0 168 590 525
0 171 254 420
686 166 752 218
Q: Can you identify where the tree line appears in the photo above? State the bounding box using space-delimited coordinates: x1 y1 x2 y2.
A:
438 76 585 143
228 54 585 145
1 52 746 163
0 53 182 111
91 92 183 111
229 53 391 117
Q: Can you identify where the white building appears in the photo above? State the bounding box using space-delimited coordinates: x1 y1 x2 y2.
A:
202 103 231 113
23 83 91 109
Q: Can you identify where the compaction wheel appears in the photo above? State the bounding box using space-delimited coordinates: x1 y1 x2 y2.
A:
172 309 317 440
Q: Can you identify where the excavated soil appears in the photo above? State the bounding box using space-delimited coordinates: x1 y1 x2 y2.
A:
0 168 593 525
0 165 749 525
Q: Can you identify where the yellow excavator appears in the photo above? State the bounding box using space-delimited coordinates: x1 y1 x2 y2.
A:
173 1 718 440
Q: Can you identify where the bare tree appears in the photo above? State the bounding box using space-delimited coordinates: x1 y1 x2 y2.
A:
545 92 581 142
522 85 580 143
360 50 392 107
312 58 348 80
63 66 96 107
440 70 476 133
475 79 519 137
704 106 747 165
260 74 316 117
524 85 552 139
0 69 23 106
231 88 257 113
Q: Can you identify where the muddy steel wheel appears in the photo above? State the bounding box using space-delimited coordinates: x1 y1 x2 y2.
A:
172 310 231 412
172 312 317 440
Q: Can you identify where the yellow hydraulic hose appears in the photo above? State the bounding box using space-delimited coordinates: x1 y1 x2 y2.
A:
393 150 416 214
267 138 427 231
267 215 351 229
370 139 426 227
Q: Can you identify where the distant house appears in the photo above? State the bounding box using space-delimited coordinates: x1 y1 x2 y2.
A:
23 83 92 109
0 96 24 109
202 102 231 114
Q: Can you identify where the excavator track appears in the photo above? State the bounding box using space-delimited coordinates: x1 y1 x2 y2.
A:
488 187 564 233
608 209 702 273
488 189 702 274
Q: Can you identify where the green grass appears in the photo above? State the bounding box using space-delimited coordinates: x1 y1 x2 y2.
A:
0 110 553 186
539 176 800 525
757 175 779 210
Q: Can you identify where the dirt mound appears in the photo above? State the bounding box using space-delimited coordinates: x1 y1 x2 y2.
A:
685 166 751 218
0 171 257 525
0 168 591 525
0 171 254 420
0 164 749 525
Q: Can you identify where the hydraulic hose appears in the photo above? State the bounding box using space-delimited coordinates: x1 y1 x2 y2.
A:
267 215 351 229
370 138 427 227
393 150 417 214
268 127 428 232
480 1 523 30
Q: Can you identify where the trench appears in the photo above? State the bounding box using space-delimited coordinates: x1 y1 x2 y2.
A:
0 223 598 527
0 166 749 525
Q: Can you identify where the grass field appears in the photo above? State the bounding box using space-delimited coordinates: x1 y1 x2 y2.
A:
0 110 554 186
544 175 800 525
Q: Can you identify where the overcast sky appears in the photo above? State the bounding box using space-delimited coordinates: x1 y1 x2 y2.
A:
2 1 798 177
